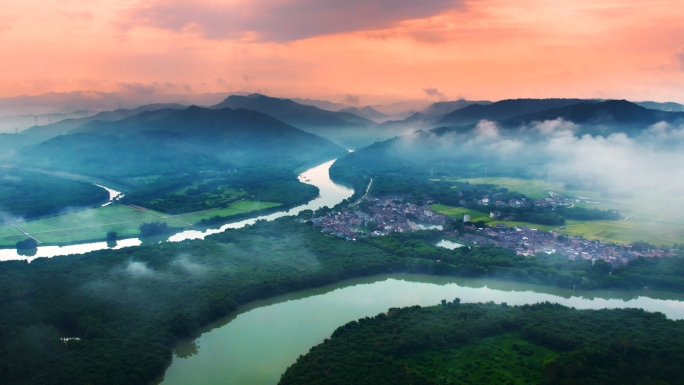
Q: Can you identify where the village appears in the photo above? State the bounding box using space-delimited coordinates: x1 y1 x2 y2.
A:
311 195 673 266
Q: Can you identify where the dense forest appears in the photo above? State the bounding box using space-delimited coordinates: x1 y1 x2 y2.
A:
363 231 684 291
2 219 684 384
280 302 684 385
0 169 109 220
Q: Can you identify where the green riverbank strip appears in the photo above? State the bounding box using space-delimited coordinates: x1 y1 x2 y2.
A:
0 201 281 247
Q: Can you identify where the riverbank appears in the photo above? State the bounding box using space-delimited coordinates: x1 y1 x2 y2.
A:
158 273 684 385
0 159 353 260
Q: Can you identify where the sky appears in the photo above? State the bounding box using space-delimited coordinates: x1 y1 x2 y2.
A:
1 0 683 104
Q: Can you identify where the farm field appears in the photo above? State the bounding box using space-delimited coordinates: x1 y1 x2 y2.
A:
0 200 280 247
432 204 558 232
452 177 684 247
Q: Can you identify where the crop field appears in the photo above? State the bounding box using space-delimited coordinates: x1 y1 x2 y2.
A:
0 201 280 247
454 177 684 246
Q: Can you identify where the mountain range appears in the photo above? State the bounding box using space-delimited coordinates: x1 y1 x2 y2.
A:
15 106 348 179
20 103 188 142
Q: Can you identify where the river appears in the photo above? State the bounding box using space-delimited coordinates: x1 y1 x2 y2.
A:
0 159 353 262
155 273 684 385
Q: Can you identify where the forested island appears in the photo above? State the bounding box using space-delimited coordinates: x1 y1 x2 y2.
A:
280 302 684 385
2 218 684 384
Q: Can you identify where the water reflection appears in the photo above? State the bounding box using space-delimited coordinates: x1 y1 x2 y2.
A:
156 274 684 385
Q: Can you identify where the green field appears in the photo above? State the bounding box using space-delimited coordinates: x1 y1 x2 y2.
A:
454 177 684 246
430 204 491 222
171 201 281 223
0 201 280 247
432 204 559 231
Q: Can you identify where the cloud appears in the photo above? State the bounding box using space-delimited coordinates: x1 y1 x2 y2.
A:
423 87 447 100
0 14 18 32
344 94 361 105
530 118 578 135
116 81 189 95
59 10 94 21
677 46 684 71
473 120 499 141
125 261 158 278
119 0 464 42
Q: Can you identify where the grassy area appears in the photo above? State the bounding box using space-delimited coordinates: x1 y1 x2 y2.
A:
457 177 562 199
432 204 559 230
455 177 684 246
172 201 281 223
0 201 280 247
431 204 491 222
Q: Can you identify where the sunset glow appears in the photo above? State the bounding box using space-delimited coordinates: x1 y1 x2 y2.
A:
1 0 683 102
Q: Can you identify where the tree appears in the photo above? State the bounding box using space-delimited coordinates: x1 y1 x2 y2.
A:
16 238 38 250
106 231 118 241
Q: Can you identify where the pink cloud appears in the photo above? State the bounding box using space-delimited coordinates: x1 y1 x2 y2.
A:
119 0 466 42
677 46 684 71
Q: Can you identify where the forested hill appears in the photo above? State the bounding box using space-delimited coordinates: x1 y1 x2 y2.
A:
14 106 348 178
212 94 375 129
211 94 391 148
19 103 188 142
500 100 684 131
280 302 684 385
434 98 598 126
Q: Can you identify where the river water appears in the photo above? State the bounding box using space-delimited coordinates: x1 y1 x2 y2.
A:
0 160 353 262
156 273 684 385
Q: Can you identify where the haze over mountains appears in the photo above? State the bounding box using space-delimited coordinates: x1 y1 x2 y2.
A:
16 106 347 179
3 93 684 166
20 103 188 142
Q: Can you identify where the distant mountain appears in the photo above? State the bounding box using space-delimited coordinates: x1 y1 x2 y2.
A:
500 100 684 133
435 99 599 127
340 106 389 122
0 110 88 133
18 106 347 178
0 90 235 116
211 94 375 128
291 98 350 111
634 101 684 113
210 94 388 148
419 99 492 119
20 103 188 142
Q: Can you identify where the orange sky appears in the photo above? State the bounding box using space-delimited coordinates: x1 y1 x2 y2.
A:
1 0 683 103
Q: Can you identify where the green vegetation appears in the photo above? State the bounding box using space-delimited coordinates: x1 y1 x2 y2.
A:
280 302 684 385
15 238 37 250
3 219 684 384
0 169 108 220
0 201 280 247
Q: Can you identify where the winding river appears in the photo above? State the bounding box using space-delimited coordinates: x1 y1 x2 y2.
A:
0 159 353 262
155 274 684 385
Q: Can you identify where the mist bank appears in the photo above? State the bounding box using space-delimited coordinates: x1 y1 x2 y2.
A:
332 109 684 195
